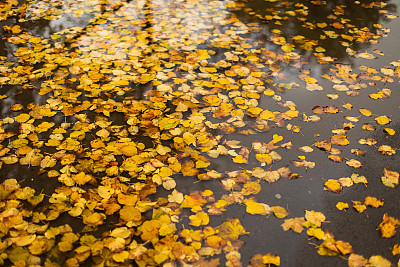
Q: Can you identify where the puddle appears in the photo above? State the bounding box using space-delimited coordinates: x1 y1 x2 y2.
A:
1 0 400 265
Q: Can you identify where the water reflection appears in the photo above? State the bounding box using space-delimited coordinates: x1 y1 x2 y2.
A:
0 0 399 265
234 0 396 62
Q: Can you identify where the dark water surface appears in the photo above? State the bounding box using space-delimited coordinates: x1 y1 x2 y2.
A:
1 0 400 266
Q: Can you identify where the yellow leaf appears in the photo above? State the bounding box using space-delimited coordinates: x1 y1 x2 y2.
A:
110 227 132 239
159 225 176 236
196 160 210 168
83 212 104 226
159 166 173 177
342 103 352 110
204 95 222 106
348 254 368 267
324 179 342 193
284 109 299 118
12 138 29 148
245 200 271 215
375 116 391 125
351 173 368 184
305 210 326 227
272 134 283 143
255 154 272 164
216 218 248 241
383 128 395 135
73 172 92 185
331 135 349 146
335 240 353 255
282 43 294 53
232 155 248 164
259 109 275 120
359 108 372 116
364 196 384 208
262 254 280 266
242 181 261 195
120 206 141 222
271 206 289 218
247 107 263 116
183 132 196 145
304 76 318 84
281 217 305 233
336 202 349 210
368 256 391 267
307 228 325 240
352 201 366 213
381 168 399 188
14 114 30 123
39 108 56 117
113 251 129 263
346 159 362 168
189 212 209 227
264 89 275 96
370 93 383 99
181 160 199 176
206 235 222 248
392 244 400 255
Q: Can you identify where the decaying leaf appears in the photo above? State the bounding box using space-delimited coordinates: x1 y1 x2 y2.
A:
379 214 400 238
352 201 366 213
305 210 326 227
281 217 306 233
381 168 399 188
271 206 289 218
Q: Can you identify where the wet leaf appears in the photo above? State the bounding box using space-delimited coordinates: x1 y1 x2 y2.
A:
331 135 349 146
271 206 289 218
346 159 362 168
262 254 281 266
307 228 325 240
348 253 368 267
245 200 271 215
375 116 391 125
368 256 391 267
324 179 342 193
305 210 326 227
336 202 349 210
281 217 306 233
364 197 384 208
189 212 209 227
381 169 399 188
352 201 366 213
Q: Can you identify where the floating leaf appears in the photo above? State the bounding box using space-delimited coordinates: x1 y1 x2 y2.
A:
336 202 349 210
189 212 209 227
281 217 305 233
331 135 349 146
364 197 384 208
324 179 342 193
305 210 326 227
381 169 399 188
375 116 391 125
245 200 271 215
346 159 362 168
383 128 395 135
271 206 289 218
